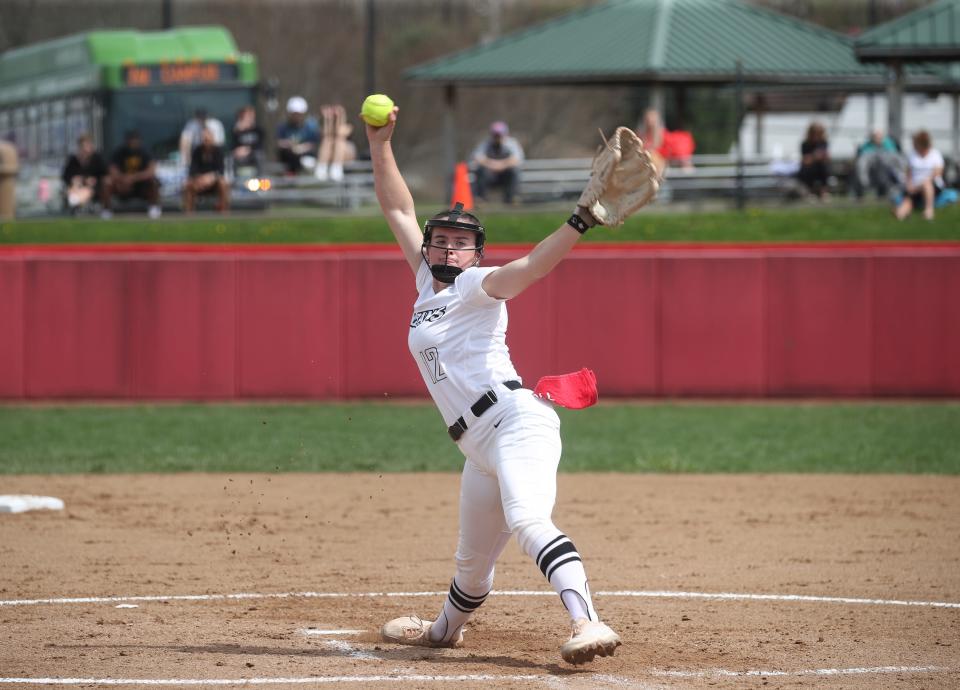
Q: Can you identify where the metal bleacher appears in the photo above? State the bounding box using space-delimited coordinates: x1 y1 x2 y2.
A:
251 160 376 209
517 154 810 203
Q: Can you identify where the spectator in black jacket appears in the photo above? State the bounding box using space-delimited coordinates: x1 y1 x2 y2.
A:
102 129 161 219
183 127 229 213
797 121 831 199
232 105 264 175
61 133 107 214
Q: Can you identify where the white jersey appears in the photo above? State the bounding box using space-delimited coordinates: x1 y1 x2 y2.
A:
407 260 521 426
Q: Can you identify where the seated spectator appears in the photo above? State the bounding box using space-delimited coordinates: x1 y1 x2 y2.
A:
895 130 945 221
179 108 225 170
231 105 264 175
61 133 107 214
637 108 664 152
315 104 357 182
636 108 684 174
0 139 18 221
276 96 320 175
798 121 830 199
854 128 904 199
660 130 695 173
102 130 161 220
183 127 229 213
471 121 524 204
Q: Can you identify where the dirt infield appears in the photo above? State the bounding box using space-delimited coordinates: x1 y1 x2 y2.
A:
1 473 958 689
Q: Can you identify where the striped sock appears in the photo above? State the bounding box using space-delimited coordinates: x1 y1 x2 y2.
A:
535 532 598 622
428 579 489 644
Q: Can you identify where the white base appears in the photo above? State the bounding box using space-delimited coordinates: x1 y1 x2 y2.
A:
0 495 65 514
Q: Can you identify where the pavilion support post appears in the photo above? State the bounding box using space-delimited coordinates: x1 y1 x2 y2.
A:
650 85 665 118
675 86 688 130
886 61 904 144
735 61 745 210
952 93 959 164
365 0 377 95
443 84 458 200
754 93 766 156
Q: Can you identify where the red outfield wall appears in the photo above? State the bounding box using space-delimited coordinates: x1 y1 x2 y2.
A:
1 243 959 399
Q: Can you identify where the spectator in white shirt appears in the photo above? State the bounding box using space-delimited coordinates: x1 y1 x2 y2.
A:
895 130 945 221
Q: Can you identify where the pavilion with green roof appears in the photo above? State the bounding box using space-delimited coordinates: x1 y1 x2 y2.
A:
855 0 960 147
856 0 960 62
405 0 959 171
407 0 906 87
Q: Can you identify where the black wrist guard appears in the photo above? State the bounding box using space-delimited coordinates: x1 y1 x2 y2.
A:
567 213 590 234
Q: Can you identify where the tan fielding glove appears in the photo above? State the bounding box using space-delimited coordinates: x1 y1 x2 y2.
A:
577 127 661 226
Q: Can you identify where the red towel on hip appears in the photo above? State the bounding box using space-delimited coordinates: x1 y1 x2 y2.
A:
533 368 598 409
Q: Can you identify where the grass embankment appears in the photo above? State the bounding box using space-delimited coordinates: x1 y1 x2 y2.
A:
1 402 957 474
2 205 959 244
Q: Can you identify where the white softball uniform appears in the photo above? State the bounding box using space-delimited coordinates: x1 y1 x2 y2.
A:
405 259 598 644
408 261 520 426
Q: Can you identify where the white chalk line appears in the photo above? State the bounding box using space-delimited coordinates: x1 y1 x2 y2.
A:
0 675 543 686
300 629 389 663
0 591 445 607
604 589 960 608
2 588 958 609
317 639 379 661
651 665 952 678
293 627 375 661
0 667 954 686
299 629 364 636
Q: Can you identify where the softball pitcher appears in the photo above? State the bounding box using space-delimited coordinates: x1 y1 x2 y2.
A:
367 104 658 665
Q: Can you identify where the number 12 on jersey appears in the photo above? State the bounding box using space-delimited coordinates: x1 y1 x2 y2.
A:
420 347 447 384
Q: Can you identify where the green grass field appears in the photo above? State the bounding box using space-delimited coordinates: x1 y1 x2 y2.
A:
2 204 959 245
1 402 957 474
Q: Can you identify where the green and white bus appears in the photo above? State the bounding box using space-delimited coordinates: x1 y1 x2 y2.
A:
0 26 258 211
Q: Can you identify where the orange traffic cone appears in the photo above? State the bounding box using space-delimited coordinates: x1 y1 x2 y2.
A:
450 162 474 211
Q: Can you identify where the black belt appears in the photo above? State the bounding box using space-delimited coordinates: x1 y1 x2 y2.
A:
448 380 522 442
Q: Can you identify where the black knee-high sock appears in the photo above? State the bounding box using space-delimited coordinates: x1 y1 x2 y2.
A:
534 532 598 622
428 578 489 643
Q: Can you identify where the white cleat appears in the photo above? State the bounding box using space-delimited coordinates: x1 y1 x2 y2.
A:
380 615 463 648
561 619 622 665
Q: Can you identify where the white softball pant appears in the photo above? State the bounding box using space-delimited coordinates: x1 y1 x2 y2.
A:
453 388 563 592
426 387 599 645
